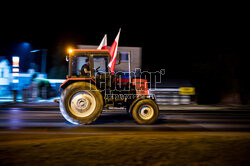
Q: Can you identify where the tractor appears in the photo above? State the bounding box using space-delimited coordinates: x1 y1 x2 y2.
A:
59 48 159 125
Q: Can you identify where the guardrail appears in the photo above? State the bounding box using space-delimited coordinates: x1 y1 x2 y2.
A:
149 88 192 105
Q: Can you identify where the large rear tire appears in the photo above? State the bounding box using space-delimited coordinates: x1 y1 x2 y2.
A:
60 82 103 125
132 99 159 125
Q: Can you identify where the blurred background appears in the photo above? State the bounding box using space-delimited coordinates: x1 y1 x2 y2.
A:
0 2 249 105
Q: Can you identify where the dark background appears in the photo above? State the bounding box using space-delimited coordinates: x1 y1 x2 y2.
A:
0 2 249 104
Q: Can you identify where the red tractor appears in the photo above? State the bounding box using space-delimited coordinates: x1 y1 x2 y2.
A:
59 49 159 125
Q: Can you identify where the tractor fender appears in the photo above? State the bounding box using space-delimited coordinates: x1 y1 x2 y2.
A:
60 78 96 90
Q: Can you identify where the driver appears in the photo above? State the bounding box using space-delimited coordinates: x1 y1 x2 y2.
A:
81 58 91 76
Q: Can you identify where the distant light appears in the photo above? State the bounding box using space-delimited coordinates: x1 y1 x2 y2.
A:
22 42 30 47
12 73 19 76
12 56 20 67
12 79 19 83
30 49 40 53
12 68 19 72
12 56 19 62
47 79 66 83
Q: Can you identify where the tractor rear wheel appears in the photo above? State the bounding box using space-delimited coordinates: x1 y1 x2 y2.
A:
132 99 159 125
60 82 103 125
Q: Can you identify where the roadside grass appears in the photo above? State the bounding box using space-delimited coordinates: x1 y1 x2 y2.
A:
0 132 250 166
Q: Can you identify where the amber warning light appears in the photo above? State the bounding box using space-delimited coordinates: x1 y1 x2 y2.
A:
68 48 73 54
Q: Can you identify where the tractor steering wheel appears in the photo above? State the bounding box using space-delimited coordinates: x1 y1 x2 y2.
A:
95 66 101 75
95 66 101 72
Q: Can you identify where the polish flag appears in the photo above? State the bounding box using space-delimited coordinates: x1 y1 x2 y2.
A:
108 28 121 73
97 34 107 49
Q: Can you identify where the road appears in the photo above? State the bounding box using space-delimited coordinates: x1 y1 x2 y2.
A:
0 106 250 132
1 105 250 165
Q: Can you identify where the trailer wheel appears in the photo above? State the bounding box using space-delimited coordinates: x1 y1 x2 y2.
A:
60 82 103 125
132 99 159 125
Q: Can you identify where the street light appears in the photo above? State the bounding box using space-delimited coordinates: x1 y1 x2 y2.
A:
30 49 48 74
30 50 40 53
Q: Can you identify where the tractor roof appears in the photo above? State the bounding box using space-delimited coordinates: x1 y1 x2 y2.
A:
69 49 110 56
72 49 109 53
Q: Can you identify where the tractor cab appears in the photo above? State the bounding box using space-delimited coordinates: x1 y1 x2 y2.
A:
67 49 110 78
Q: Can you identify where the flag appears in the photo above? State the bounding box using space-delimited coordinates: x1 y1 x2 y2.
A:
97 34 107 49
108 28 121 73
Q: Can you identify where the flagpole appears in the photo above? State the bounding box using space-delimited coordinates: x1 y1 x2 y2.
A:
128 51 131 89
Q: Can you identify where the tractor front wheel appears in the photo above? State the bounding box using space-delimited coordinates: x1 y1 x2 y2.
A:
132 99 159 125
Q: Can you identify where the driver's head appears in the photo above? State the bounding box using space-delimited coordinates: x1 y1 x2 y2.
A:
85 58 89 65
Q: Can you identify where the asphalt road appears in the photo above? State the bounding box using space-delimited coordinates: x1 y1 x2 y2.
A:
0 106 250 132
1 105 250 165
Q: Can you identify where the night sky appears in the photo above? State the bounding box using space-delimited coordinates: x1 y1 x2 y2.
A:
0 4 248 52
1 2 249 103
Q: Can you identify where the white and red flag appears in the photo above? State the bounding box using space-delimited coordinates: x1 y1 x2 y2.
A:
108 28 121 73
97 34 107 49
